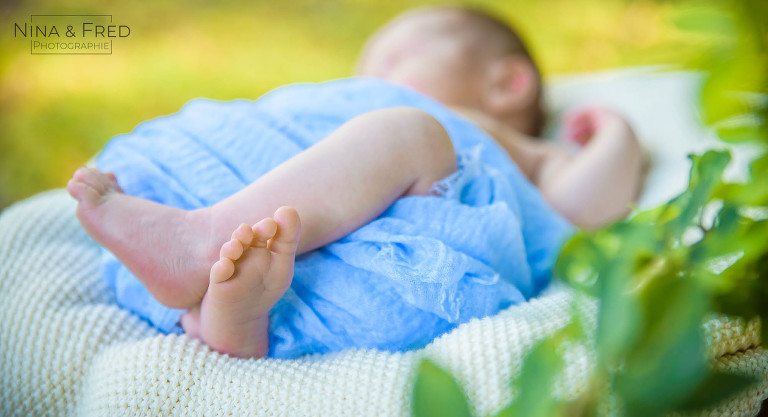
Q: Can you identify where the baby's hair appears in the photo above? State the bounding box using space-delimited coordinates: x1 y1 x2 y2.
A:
358 5 547 137
443 5 546 136
447 6 534 59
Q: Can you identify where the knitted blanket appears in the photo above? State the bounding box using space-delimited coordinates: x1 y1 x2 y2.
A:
1 190 767 416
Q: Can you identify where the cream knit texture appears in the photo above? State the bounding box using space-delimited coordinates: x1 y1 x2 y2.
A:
1 190 766 416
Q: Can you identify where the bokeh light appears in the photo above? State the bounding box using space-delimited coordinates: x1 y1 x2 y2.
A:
0 0 722 209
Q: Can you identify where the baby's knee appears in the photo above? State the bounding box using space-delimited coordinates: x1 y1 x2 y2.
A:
380 107 456 167
384 107 446 137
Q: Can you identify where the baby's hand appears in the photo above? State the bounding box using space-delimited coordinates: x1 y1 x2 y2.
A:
563 107 634 146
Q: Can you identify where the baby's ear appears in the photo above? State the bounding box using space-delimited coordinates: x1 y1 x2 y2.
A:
482 56 539 116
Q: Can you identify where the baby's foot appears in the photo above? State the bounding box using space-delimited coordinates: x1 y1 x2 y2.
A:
198 207 300 358
67 167 216 308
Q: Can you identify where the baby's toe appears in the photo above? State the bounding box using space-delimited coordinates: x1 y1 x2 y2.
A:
105 172 124 192
73 167 110 194
231 223 254 247
270 206 301 255
210 258 235 284
67 178 101 206
220 238 244 260
105 171 118 184
252 218 278 249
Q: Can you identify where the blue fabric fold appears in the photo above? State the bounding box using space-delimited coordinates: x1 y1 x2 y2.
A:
96 77 572 358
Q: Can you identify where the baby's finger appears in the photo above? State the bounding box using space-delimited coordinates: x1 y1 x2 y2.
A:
564 113 593 145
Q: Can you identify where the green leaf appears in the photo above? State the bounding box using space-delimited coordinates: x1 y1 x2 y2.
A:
736 1 768 53
693 1 768 140
711 249 768 344
594 259 642 366
616 277 710 416
496 338 565 417
412 359 473 417
676 371 758 412
666 151 731 240
591 222 660 366
555 232 601 294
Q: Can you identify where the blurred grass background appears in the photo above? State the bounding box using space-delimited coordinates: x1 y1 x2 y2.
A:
0 0 721 209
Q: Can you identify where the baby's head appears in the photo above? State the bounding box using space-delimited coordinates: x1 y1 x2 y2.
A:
356 6 544 136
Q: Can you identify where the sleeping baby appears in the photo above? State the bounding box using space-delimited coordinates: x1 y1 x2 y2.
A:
66 6 645 359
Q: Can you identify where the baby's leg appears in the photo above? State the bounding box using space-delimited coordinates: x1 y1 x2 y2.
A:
68 107 457 311
208 107 457 253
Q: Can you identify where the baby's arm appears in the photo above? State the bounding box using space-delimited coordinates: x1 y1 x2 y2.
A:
454 106 646 228
536 108 646 228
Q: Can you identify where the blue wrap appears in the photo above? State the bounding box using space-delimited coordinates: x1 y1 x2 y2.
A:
96 78 572 358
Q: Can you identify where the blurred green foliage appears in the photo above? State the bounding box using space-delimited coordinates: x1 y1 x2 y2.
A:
412 1 767 416
412 360 473 417
0 0 725 209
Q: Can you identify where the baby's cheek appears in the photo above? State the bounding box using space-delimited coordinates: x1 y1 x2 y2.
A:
387 65 430 93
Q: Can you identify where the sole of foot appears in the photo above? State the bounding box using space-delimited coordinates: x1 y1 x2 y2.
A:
67 167 215 308
197 206 301 358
